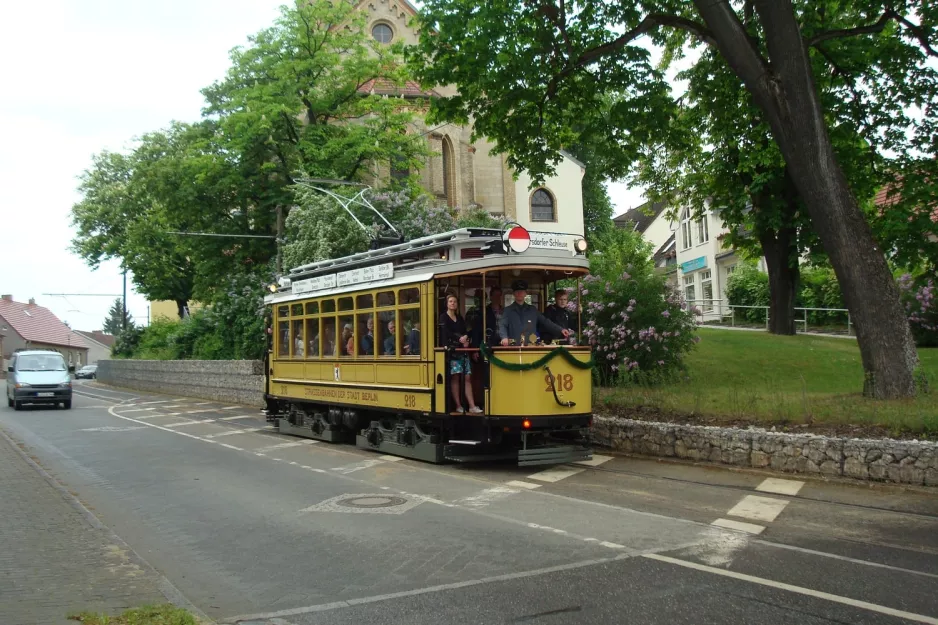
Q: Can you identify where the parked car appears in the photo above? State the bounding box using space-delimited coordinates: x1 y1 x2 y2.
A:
6 350 73 410
75 365 98 380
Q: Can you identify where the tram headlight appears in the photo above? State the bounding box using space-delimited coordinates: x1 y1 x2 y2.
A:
268 283 278 293
574 238 588 254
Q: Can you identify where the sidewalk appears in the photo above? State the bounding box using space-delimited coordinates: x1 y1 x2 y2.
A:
0 428 173 625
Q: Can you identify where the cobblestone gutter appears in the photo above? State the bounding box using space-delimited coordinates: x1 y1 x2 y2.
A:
97 359 265 408
593 416 938 486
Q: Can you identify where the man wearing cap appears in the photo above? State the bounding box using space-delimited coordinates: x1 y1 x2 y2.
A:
499 280 571 346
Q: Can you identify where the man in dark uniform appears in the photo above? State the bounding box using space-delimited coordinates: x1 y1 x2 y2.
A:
543 289 574 344
498 280 570 345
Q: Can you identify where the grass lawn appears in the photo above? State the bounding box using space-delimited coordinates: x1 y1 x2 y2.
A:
597 328 938 437
68 604 201 625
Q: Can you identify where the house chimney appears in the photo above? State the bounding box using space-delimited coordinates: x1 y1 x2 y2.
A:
1 295 11 302
28 298 36 306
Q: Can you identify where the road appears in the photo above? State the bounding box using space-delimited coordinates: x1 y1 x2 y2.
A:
1 380 937 625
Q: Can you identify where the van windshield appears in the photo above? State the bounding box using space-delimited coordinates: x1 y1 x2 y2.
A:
16 355 67 371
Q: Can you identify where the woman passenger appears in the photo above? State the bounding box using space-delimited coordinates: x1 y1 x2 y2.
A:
439 294 482 414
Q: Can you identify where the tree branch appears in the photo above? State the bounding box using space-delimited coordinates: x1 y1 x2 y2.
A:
895 13 938 57
806 8 897 47
575 13 715 68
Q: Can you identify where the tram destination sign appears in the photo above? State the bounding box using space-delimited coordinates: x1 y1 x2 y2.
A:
292 262 394 294
529 232 574 252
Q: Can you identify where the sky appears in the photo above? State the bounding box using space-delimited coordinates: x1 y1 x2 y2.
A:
0 0 646 333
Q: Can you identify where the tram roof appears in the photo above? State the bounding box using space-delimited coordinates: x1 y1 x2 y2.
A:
266 227 589 306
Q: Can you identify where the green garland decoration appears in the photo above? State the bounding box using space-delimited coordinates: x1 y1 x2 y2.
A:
479 344 595 371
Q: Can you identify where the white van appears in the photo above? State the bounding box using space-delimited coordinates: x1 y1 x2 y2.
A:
6 350 73 410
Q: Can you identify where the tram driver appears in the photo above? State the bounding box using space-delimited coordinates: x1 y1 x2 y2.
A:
542 289 575 345
499 280 571 346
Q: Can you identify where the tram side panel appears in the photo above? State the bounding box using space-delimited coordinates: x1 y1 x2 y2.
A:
487 349 593 420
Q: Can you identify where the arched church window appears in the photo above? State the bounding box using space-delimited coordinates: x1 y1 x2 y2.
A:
530 188 555 222
442 136 456 208
372 23 393 44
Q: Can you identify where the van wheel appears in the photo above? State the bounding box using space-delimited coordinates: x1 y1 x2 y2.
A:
13 400 22 411
63 400 72 410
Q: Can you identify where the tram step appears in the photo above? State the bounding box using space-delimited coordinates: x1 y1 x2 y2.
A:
518 446 592 467
448 440 482 445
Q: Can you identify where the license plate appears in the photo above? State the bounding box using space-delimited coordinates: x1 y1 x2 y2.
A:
37 392 54 397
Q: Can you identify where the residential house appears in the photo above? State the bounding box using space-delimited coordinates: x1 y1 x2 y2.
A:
74 330 115 364
0 295 89 372
151 0 587 317
613 201 677 286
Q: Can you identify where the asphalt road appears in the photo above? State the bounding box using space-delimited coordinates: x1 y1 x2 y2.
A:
1 380 936 625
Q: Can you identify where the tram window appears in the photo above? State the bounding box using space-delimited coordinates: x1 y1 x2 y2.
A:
376 291 395 307
321 299 336 313
399 287 420 305
338 297 353 311
278 305 289 320
321 318 337 357
291 303 303 317
357 313 375 356
400 309 421 356
305 301 319 315
306 318 320 357
278 321 289 357
292 320 305 357
356 293 373 309
380 311 397 356
339 315 354 357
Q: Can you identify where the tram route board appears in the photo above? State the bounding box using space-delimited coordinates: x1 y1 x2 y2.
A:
271 380 432 412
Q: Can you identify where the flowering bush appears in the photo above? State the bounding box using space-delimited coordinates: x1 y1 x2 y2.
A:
898 274 938 347
579 272 698 384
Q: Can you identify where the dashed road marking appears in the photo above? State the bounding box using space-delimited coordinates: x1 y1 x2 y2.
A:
204 429 247 438
121 407 156 413
138 400 172 405
711 518 765 535
727 495 789 523
459 486 519 508
527 466 585 483
574 454 613 467
133 413 179 420
255 441 317 453
183 408 221 415
599 541 626 549
379 455 404 462
163 420 204 428
332 458 386 474
220 415 253 421
756 478 805 497
218 443 243 451
221 406 239 410
506 480 541 490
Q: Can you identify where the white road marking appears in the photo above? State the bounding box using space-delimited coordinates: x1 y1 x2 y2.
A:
574 454 613 467
255 441 317 453
193 402 214 405
133 413 179 420
379 455 404 462
332 458 386 474
527 466 585 483
459 486 519 508
221 406 239 410
711 518 765 535
79 426 146 432
121 407 156 413
138 400 172 405
506 480 542 490
727 495 789 523
183 408 220 414
756 478 805 497
161 405 189 409
204 429 247 438
218 443 243 451
599 541 626 549
220 415 253 421
163 420 204 428
644 553 938 625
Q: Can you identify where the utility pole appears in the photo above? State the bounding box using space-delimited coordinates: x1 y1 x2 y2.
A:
276 206 284 274
122 270 128 332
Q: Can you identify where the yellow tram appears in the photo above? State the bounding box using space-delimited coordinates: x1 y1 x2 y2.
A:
263 226 593 465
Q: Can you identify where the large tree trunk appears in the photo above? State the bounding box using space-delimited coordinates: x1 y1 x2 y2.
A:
176 299 189 320
694 0 918 398
759 227 799 335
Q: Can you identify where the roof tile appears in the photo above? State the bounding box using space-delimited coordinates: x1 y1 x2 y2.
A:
0 299 89 350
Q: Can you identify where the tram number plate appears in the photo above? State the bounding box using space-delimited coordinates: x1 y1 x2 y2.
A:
404 394 416 408
545 373 574 392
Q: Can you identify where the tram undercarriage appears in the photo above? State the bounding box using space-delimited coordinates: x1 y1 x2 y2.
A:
265 398 591 466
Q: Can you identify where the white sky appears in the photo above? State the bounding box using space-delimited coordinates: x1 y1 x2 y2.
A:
0 0 644 332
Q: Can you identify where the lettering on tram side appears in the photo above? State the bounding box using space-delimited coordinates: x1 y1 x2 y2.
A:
298 385 382 404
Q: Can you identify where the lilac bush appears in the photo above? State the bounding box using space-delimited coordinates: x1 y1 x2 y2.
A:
578 269 698 385
898 274 938 348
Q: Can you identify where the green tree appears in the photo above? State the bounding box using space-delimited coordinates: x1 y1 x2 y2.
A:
411 0 936 398
102 298 134 335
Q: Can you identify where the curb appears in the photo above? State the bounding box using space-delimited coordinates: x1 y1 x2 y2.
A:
0 426 215 624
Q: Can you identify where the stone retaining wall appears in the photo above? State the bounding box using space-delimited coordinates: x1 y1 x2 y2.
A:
593 416 938 486
96 360 265 408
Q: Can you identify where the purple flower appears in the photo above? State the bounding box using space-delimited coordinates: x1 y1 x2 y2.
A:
661 310 670 318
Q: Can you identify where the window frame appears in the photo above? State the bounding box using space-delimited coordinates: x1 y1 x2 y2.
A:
530 188 556 223
371 22 393 44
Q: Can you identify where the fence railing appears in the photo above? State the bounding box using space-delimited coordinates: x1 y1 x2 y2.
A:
685 299 853 335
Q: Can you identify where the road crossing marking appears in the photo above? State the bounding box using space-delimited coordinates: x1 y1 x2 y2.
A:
221 406 239 410
121 407 156 413
527 466 585 483
331 458 386 474
255 441 318 453
506 480 541 490
138 400 172 405
163 420 203 428
727 495 789 523
379 455 404 462
220 415 254 421
204 430 248 438
133 413 180 420
756 478 805 497
574 454 613 467
711 518 765 535
183 408 221 414
459 486 519 508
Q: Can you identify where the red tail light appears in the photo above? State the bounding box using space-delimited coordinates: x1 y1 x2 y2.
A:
522 419 532 429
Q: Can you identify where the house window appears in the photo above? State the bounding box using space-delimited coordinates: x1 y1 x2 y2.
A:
372 23 393 44
683 274 696 306
680 208 692 250
441 136 456 207
697 214 709 244
726 264 737 276
530 188 555 222
700 270 713 312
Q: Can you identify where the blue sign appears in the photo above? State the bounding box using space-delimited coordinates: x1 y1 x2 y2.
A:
680 256 707 272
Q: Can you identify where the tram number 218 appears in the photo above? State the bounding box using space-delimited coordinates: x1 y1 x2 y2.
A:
545 373 574 392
